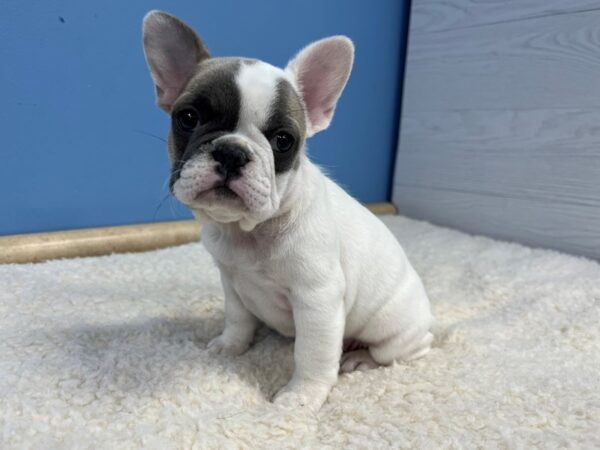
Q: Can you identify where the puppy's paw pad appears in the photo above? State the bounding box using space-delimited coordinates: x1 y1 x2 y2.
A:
340 349 379 373
207 335 248 356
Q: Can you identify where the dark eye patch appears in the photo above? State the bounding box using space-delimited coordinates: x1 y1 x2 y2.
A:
264 79 307 173
190 95 217 124
169 58 243 190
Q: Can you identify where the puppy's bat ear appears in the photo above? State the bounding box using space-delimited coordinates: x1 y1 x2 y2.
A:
142 10 210 112
285 36 354 137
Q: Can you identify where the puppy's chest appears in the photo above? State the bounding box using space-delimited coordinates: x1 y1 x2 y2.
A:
204 226 296 335
229 264 295 336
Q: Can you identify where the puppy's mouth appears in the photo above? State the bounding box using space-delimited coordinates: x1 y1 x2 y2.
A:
194 181 240 202
211 184 238 198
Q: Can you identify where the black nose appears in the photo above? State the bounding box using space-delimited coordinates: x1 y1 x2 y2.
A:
211 143 250 178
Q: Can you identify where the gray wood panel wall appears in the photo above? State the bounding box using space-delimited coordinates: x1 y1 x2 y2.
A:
393 0 600 260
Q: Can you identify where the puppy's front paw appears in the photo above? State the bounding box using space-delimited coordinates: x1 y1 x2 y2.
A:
272 378 333 412
207 334 250 356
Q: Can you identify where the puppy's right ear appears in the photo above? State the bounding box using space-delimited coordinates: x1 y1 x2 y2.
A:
142 11 210 112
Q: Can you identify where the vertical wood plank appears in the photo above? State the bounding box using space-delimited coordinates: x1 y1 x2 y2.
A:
394 0 600 260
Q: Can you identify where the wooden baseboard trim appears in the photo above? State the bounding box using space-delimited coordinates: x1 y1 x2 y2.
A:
0 202 397 264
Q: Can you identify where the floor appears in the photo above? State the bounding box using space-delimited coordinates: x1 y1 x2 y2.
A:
1 215 599 448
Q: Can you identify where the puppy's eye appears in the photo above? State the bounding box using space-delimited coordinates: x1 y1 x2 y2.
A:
270 132 295 153
175 109 199 132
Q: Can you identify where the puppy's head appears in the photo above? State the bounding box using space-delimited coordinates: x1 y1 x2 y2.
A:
142 11 353 231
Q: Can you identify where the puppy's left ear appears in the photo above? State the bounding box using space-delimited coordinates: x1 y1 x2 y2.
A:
285 36 354 137
142 10 210 112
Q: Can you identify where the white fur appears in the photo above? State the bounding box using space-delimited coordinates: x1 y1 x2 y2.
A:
236 61 288 131
202 160 434 410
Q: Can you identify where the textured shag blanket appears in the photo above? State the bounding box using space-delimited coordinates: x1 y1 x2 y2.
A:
1 215 599 449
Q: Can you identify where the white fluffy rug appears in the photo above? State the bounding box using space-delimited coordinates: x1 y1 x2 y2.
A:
1 215 599 449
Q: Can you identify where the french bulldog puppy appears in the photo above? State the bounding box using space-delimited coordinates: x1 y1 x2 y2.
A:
142 10 434 411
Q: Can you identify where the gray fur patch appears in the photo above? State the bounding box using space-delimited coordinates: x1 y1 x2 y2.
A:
264 79 307 173
169 58 244 188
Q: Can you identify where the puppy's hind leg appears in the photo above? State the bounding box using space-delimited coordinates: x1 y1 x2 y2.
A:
339 339 378 373
369 327 434 366
340 349 379 373
364 284 434 365
339 327 433 373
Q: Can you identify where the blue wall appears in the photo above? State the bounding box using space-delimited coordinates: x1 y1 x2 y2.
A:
0 0 408 235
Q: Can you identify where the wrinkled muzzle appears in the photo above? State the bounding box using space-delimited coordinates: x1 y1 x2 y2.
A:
171 134 281 227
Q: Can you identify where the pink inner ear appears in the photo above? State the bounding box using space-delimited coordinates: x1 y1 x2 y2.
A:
150 50 197 108
156 86 182 110
289 37 354 134
145 32 205 110
143 11 210 111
